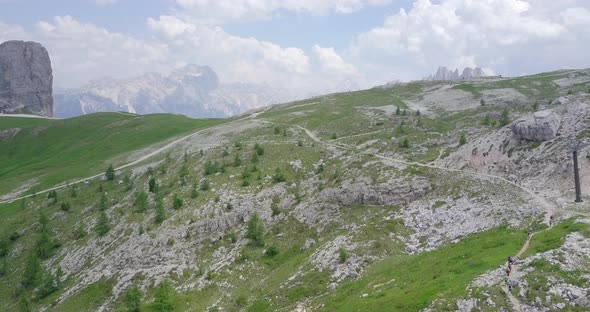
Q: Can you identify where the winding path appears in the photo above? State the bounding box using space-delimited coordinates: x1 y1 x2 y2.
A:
292 123 558 312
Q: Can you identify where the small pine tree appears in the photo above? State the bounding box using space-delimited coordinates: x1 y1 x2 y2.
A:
246 213 265 246
297 139 303 147
459 133 467 145
331 133 337 140
133 192 148 213
500 108 510 126
482 115 491 126
105 164 115 181
338 247 348 263
251 152 259 163
532 101 539 111
172 194 183 210
35 231 55 259
222 149 229 157
96 211 111 236
38 212 49 233
200 179 210 191
254 143 265 156
416 110 421 116
395 106 401 115
19 296 32 312
273 126 281 135
124 286 142 312
265 244 279 257
155 196 166 224
272 168 286 183
271 202 280 217
148 178 159 193
402 109 407 115
70 186 77 198
60 202 71 212
480 98 485 106
233 154 242 167
98 193 108 211
190 185 199 199
74 224 87 240
399 138 410 148
154 280 174 312
22 252 42 288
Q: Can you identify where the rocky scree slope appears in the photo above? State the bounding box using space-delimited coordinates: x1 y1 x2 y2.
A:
0 69 589 311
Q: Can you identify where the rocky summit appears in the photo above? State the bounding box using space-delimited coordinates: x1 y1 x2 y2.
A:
0 40 53 116
424 66 488 81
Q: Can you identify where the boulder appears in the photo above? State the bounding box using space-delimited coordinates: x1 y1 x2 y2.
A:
0 40 53 116
551 96 569 106
511 110 561 142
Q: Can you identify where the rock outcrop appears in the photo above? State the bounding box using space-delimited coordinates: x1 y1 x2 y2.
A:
424 66 488 81
0 40 53 116
511 110 561 142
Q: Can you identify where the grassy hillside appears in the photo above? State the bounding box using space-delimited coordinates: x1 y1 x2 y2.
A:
0 113 225 196
0 69 589 312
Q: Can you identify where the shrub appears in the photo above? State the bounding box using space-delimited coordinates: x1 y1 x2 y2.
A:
124 286 142 312
98 193 108 211
416 110 421 116
246 213 265 246
233 154 242 167
234 142 243 150
60 202 71 212
251 152 259 163
271 202 280 217
222 149 229 157
331 133 337 140
172 195 183 210
133 192 148 213
155 196 166 224
395 106 401 115
297 139 303 147
190 185 199 199
0 238 8 257
500 108 510 126
36 231 56 259
148 178 159 193
154 280 174 312
254 143 265 156
200 179 210 191
480 98 485 106
338 247 348 263
265 244 279 257
105 164 115 181
22 252 42 288
532 101 539 111
459 133 467 145
228 232 237 243
70 187 77 198
73 224 87 240
399 138 410 148
96 211 111 236
272 168 286 183
274 126 281 135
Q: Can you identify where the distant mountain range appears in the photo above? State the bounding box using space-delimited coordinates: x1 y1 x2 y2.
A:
54 65 295 118
423 66 489 81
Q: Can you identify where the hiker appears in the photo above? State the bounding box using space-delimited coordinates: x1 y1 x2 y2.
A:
549 215 554 228
528 231 532 239
508 256 514 266
508 283 513 292
506 268 511 277
504 274 509 286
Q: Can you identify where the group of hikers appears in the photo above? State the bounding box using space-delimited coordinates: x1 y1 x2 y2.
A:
502 215 555 291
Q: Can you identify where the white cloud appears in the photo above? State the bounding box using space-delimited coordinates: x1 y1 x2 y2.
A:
147 15 311 82
313 45 357 75
350 0 590 82
174 0 392 23
33 16 168 87
94 0 117 5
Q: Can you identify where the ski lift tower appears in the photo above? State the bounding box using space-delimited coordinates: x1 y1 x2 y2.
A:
571 139 590 203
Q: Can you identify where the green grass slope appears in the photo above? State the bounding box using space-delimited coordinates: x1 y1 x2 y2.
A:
0 113 224 195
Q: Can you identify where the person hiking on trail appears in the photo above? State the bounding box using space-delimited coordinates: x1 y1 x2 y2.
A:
504 274 509 286
508 283 513 292
528 231 532 239
508 256 514 266
549 215 554 228
506 268 511 277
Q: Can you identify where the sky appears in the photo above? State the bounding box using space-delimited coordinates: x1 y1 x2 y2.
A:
1 0 590 95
